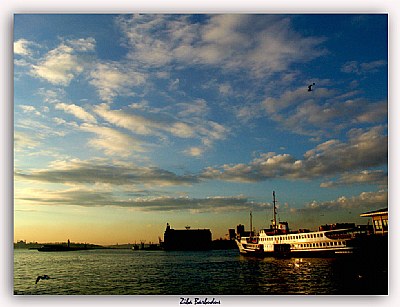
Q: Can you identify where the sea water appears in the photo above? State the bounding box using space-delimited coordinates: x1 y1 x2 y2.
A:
13 249 387 295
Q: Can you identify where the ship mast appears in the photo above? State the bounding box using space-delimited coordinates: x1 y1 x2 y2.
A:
250 210 253 237
273 191 277 234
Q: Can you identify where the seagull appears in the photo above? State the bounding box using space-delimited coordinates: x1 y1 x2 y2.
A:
308 83 315 92
35 275 51 284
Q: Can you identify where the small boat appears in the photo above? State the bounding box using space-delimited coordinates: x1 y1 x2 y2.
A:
37 244 79 252
235 191 367 258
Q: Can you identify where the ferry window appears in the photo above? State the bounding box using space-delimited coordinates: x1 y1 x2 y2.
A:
374 219 382 230
382 219 388 230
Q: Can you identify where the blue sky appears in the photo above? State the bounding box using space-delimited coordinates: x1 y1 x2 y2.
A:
14 14 387 245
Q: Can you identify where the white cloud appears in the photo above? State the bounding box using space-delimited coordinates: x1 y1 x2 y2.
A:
30 38 96 86
184 146 204 157
14 131 39 151
89 62 147 102
19 105 41 116
14 39 34 56
37 88 66 104
31 44 83 85
67 37 96 52
55 102 97 123
218 83 233 96
94 101 228 146
94 103 161 136
176 99 209 118
80 124 147 156
341 60 387 75
117 15 325 77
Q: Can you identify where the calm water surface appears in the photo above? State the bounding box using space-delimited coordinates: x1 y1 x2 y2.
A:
14 249 387 295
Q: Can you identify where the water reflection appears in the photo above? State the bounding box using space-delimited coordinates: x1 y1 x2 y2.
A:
14 249 387 295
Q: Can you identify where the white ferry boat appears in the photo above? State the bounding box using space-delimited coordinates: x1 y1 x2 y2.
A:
235 192 366 257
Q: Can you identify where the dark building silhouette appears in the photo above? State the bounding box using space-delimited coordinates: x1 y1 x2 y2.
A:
236 224 245 236
163 223 212 251
228 229 236 240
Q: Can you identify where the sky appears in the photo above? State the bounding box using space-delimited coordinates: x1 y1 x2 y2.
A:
13 14 388 245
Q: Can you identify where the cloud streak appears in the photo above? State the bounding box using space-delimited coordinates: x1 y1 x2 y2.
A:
16 185 269 213
302 190 387 212
261 86 387 137
202 126 387 182
320 170 388 188
93 102 229 157
15 158 199 186
55 103 97 123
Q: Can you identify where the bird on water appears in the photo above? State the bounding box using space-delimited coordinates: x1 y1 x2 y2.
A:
35 275 51 284
308 83 315 91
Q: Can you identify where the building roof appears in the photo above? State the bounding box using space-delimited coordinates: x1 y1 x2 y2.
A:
360 208 388 217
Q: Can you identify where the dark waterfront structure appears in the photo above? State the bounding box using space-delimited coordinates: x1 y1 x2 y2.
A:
359 208 388 264
163 223 212 251
360 208 388 235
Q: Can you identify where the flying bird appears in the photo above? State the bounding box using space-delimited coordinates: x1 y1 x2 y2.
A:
308 83 315 92
35 275 51 284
